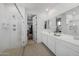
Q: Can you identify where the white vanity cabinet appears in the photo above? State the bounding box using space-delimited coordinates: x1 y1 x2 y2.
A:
47 35 56 54
41 31 79 56
42 33 48 46
56 39 79 56
56 39 70 56
42 32 56 54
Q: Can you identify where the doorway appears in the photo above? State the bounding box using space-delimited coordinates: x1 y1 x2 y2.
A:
27 14 37 42
27 14 33 40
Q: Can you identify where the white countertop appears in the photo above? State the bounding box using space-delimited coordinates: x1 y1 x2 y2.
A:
42 30 79 46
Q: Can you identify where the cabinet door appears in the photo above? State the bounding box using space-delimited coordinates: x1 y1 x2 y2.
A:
41 33 44 42
56 39 70 56
56 40 68 56
42 33 48 46
56 39 79 56
68 49 79 56
0 20 11 51
48 36 56 54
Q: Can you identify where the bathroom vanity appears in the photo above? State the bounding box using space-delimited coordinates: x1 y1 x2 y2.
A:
41 30 79 56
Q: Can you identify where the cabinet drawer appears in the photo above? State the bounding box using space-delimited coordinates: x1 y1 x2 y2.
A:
61 40 79 53
56 39 79 56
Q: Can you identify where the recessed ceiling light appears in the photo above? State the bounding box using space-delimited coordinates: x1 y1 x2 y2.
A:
45 8 49 11
48 9 57 16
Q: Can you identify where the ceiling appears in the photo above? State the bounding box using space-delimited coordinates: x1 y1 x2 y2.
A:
16 3 60 14
1 3 79 18
1 3 60 15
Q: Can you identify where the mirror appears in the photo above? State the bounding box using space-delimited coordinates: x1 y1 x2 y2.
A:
44 20 50 29
55 17 62 33
44 21 47 29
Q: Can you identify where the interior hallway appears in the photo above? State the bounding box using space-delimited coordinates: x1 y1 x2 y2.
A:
23 40 55 56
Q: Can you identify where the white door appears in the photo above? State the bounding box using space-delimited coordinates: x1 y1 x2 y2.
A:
33 16 37 42
0 20 11 51
10 18 20 49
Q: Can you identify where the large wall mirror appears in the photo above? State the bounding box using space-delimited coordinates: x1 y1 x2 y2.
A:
55 17 62 33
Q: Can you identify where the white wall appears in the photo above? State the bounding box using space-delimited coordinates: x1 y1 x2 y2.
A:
21 18 27 46
37 3 79 43
37 13 47 43
0 5 10 51
33 16 37 42
0 4 26 52
16 4 25 19
16 5 27 46
48 3 79 18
